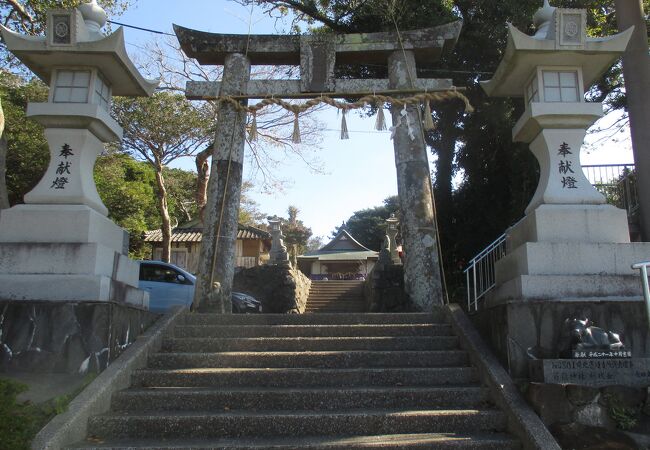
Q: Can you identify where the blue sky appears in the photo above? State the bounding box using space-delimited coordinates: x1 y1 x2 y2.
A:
118 0 399 239
115 0 633 238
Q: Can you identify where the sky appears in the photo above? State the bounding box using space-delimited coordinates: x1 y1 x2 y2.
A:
115 0 634 238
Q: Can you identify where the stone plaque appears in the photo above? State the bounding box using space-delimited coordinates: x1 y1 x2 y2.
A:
572 350 632 359
48 10 76 46
530 358 650 387
557 10 586 47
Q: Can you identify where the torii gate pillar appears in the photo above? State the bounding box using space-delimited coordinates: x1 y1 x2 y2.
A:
176 22 462 312
194 53 251 312
389 50 443 309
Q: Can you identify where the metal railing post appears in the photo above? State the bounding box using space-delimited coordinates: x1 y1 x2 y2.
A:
632 262 650 327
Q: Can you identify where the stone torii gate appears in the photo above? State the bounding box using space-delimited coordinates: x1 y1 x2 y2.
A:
174 22 463 313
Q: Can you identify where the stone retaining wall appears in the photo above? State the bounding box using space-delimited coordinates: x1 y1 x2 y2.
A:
233 265 311 313
0 301 159 374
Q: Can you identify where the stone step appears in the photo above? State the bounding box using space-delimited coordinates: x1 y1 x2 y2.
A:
161 336 458 352
111 386 491 412
304 307 367 313
182 313 444 326
87 409 507 440
306 297 365 302
173 324 453 338
308 287 364 292
148 350 469 369
132 367 479 388
70 432 520 449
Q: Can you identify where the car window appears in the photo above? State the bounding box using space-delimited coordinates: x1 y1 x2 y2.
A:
139 264 190 285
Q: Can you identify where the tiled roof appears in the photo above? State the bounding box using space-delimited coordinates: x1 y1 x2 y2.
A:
144 225 271 243
298 251 379 261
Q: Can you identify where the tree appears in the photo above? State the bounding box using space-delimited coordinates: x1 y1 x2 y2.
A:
267 206 312 259
94 153 158 258
238 0 637 300
0 72 48 209
112 92 213 263
333 196 399 251
614 0 650 240
138 36 325 193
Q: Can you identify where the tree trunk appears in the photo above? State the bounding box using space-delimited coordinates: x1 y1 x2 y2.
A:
0 97 7 214
0 136 9 213
615 0 650 240
430 106 458 238
195 146 211 219
154 165 172 263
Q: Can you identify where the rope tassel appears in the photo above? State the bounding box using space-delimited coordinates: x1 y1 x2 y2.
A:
375 102 387 131
291 112 301 144
248 111 258 142
340 109 350 140
423 100 436 131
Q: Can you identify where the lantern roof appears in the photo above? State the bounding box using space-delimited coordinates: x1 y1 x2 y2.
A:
482 4 633 98
0 2 158 97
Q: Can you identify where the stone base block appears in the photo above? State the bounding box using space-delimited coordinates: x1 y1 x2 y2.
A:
0 274 148 308
470 299 650 379
488 274 642 304
495 242 650 284
0 204 127 254
507 204 631 250
0 242 140 287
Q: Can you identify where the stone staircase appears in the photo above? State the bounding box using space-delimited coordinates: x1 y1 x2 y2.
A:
305 280 366 313
70 312 521 449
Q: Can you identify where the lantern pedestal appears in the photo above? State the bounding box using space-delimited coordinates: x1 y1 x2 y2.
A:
0 204 147 307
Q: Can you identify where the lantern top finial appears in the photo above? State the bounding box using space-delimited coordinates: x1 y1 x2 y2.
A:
78 0 107 36
533 0 556 39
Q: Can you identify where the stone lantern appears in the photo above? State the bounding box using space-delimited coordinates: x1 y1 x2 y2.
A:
385 214 401 265
0 0 158 304
268 219 290 266
478 1 650 377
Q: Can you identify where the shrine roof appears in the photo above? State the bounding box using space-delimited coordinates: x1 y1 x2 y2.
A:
173 21 462 66
299 229 378 261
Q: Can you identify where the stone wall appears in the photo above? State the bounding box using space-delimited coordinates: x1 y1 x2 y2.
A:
472 300 650 378
364 264 410 312
0 301 159 374
526 383 648 448
233 265 311 313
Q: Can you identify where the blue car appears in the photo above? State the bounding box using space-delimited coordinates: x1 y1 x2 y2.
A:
138 261 262 313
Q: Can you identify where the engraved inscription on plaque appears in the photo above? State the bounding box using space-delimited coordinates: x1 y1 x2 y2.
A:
531 358 650 387
52 14 72 45
559 11 585 47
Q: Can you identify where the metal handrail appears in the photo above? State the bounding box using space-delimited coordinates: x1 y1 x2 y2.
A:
632 261 650 326
464 233 507 312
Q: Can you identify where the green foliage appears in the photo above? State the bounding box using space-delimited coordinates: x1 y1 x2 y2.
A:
0 72 49 205
604 393 639 431
0 378 33 450
333 196 399 251
0 374 97 450
94 153 159 258
112 92 213 262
